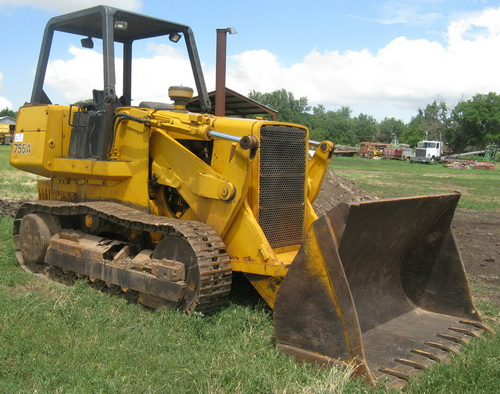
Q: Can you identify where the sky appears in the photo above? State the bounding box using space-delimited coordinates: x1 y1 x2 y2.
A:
1 0 500 122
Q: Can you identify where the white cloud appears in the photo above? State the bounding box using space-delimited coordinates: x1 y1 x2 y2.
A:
45 46 103 103
0 97 12 109
0 0 142 12
349 1 442 27
375 1 441 26
37 6 500 121
130 51 197 104
0 73 13 109
225 6 500 120
45 45 196 104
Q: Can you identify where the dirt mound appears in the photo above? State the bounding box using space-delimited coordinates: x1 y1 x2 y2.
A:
313 169 375 215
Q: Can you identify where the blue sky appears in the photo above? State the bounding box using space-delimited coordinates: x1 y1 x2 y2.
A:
1 0 500 121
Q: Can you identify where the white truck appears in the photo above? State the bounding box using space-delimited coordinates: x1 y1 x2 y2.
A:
410 140 443 163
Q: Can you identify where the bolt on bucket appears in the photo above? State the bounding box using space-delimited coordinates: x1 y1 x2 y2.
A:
274 193 493 387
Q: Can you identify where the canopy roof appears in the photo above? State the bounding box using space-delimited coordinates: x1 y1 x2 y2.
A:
188 88 277 120
46 5 189 42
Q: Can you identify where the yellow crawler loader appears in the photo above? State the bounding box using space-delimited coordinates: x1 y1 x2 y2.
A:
10 6 492 387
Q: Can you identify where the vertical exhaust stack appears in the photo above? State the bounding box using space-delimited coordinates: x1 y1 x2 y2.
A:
215 28 227 116
215 27 237 116
274 193 493 386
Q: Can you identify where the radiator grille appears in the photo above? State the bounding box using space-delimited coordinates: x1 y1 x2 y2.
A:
259 125 306 248
415 148 427 157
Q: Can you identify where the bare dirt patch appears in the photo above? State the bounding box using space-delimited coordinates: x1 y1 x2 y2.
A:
452 209 500 309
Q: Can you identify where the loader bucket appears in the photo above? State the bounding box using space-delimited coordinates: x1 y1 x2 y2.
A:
274 193 493 387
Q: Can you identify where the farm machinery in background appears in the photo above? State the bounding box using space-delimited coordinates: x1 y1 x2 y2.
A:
358 140 412 161
484 144 499 161
9 6 493 388
383 144 412 160
0 123 13 145
359 141 388 158
383 137 412 160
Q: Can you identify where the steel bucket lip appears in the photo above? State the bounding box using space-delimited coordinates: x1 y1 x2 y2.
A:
343 191 461 207
274 193 485 387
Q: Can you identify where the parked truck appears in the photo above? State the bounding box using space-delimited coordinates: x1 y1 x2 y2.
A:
410 140 443 163
383 144 412 160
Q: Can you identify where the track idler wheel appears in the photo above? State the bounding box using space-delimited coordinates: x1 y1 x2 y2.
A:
152 235 200 312
18 213 59 273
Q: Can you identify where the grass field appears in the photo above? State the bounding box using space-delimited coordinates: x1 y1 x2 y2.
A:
331 156 500 211
0 145 499 393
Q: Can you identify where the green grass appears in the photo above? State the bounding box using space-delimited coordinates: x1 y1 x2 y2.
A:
0 217 365 393
331 156 500 211
404 329 499 394
0 145 39 199
0 214 498 393
0 215 498 393
1 146 499 392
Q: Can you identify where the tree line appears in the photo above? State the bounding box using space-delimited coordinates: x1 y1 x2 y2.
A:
0 108 16 119
4 89 499 153
249 90 500 153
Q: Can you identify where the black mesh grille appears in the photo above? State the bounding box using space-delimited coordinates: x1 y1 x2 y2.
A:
259 125 306 248
415 148 426 157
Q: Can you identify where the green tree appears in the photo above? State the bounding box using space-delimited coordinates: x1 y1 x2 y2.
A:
309 105 356 145
401 100 449 147
376 117 407 143
248 89 310 124
352 113 377 143
0 107 17 118
308 104 328 141
248 89 361 144
399 126 422 148
447 92 500 152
